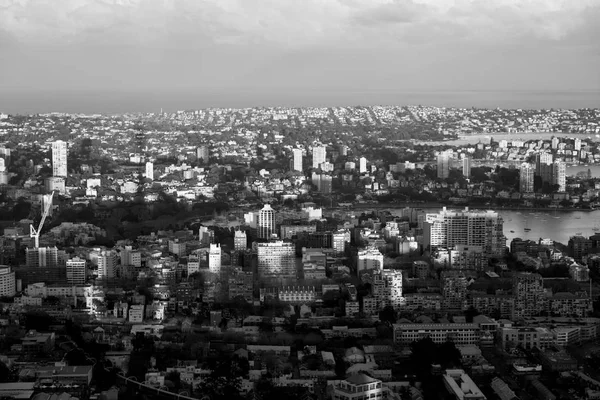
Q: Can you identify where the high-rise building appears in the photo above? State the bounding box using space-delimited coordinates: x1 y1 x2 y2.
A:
234 230 247 251
292 149 303 172
208 243 222 274
257 241 296 279
258 204 276 239
536 152 554 184
120 246 142 267
357 247 384 273
0 158 7 185
441 271 468 310
145 161 154 180
311 172 332 194
0 266 15 297
568 235 593 262
462 156 471 178
437 151 452 179
52 140 68 177
312 145 326 169
574 138 582 152
26 247 59 268
552 160 566 192
332 229 350 255
423 207 505 257
512 272 546 319
519 163 535 193
359 157 367 174
197 145 209 164
66 257 86 285
379 269 404 308
98 250 117 279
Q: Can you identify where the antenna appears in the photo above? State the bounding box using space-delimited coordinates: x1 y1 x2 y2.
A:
30 192 54 248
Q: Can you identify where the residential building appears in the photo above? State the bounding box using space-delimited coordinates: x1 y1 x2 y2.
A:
332 229 350 255
228 268 253 302
423 207 505 257
553 160 566 192
393 323 480 346
441 271 469 310
312 145 326 169
359 157 367 174
66 257 86 285
196 145 209 163
512 272 546 319
332 373 382 400
357 247 384 273
257 241 296 279
120 246 142 267
26 246 59 268
519 163 535 193
292 148 303 172
0 266 15 297
98 250 117 279
437 150 452 179
278 286 316 304
208 243 222 274
462 156 471 178
569 236 593 262
52 140 68 177
442 369 486 400
258 204 276 239
145 161 154 180
234 230 247 251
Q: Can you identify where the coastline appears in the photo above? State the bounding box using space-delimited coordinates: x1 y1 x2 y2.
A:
331 202 595 213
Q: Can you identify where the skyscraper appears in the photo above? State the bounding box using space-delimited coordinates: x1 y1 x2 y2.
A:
424 207 505 257
258 204 276 239
552 160 566 192
52 140 68 177
437 151 452 179
359 157 367 174
145 161 154 180
257 241 296 279
462 156 471 178
197 145 209 164
536 152 553 184
312 145 326 169
292 148 303 172
208 243 222 274
519 163 535 193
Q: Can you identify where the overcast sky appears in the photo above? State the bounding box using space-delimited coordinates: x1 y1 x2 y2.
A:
1 0 599 113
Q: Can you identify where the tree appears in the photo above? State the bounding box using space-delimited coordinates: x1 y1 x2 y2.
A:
379 305 397 324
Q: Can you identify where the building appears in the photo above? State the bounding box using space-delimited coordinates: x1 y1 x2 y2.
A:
359 157 367 174
393 323 480 345
129 304 145 323
332 373 382 400
257 241 296 279
168 239 187 258
0 266 15 297
553 160 566 192
234 230 247 251
0 158 7 185
52 140 68 177
66 257 86 285
536 152 554 184
569 236 593 262
280 224 317 240
378 269 403 308
513 273 546 319
278 286 316 304
462 156 471 178
423 207 505 257
98 250 117 279
145 161 154 180
311 172 332 194
312 145 326 169
437 150 452 179
208 243 222 274
197 145 209 163
26 246 59 268
441 271 468 310
120 246 142 267
292 148 303 172
45 176 66 194
228 268 253 302
332 229 350 255
357 247 384 273
498 327 554 350
520 163 535 193
258 204 276 239
442 369 486 400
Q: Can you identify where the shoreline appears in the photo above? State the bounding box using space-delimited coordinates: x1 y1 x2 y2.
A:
330 202 596 213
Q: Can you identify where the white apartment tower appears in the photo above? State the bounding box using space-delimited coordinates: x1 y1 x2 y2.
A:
462 156 471 178
424 207 505 257
437 150 452 179
292 149 303 172
52 140 68 177
257 241 296 279
553 160 566 192
98 250 117 279
519 163 535 193
357 247 384 273
359 157 367 174
258 204 276 239
234 230 247 251
0 158 7 185
312 145 326 169
66 257 86 285
208 243 222 274
145 161 154 181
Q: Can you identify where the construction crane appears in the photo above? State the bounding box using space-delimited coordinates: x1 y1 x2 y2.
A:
30 192 54 249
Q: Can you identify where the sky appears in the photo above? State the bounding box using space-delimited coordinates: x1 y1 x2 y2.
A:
0 0 599 113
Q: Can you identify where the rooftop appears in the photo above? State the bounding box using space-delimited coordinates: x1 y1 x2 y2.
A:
345 373 379 385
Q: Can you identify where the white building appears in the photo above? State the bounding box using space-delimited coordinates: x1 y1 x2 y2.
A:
357 247 384 273
208 243 222 274
553 160 566 192
52 140 68 177
442 369 486 400
332 373 383 400
462 156 471 178
359 157 367 174
312 145 326 169
234 230 247 251
292 148 303 172
437 150 453 179
258 204 276 239
520 163 535 193
145 161 154 180
98 250 117 279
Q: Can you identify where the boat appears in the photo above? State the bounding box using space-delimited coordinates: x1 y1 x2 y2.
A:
510 230 515 233
524 228 531 232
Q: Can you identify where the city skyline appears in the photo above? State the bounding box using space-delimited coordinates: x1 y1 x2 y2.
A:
1 0 599 113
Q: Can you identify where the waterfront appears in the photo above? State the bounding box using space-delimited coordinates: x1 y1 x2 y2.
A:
425 132 598 146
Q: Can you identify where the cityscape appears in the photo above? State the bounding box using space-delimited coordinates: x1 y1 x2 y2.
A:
1 0 600 400
0 106 600 400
